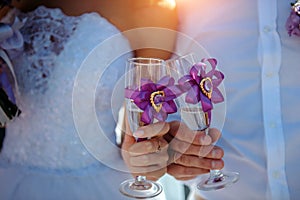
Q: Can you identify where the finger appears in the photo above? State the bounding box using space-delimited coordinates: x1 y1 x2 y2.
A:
128 137 168 155
133 122 170 138
208 128 222 144
163 132 174 143
168 121 212 145
190 145 223 159
124 111 134 136
167 164 209 180
121 130 136 151
129 163 167 174
169 137 211 157
169 138 224 159
170 152 224 170
129 152 169 167
133 168 167 181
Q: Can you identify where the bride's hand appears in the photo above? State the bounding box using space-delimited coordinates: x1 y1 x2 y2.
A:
121 121 170 181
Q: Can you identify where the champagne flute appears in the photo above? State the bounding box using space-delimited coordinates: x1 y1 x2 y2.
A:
167 53 239 191
120 57 176 198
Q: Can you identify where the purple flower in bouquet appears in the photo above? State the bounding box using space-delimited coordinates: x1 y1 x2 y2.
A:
178 58 224 113
286 0 300 37
125 75 182 125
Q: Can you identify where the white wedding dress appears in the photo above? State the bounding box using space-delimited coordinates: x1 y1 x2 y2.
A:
0 6 167 200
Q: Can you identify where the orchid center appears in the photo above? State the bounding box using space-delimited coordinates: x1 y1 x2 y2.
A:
150 91 165 112
294 2 300 15
199 77 213 99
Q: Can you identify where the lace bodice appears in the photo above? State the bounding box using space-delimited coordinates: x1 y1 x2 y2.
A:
18 7 78 94
1 6 132 169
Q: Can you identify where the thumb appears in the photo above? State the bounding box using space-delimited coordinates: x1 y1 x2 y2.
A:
121 130 136 151
122 116 136 150
133 122 170 139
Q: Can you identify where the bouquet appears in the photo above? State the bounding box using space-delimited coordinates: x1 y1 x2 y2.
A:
0 5 23 126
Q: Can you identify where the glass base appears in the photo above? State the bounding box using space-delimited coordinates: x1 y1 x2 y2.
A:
197 170 239 191
119 176 163 199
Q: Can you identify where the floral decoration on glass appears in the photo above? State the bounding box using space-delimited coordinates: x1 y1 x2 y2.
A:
286 0 300 37
0 7 24 126
178 58 224 126
125 75 182 125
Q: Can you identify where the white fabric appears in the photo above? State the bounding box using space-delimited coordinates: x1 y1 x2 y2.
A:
0 6 170 200
176 0 300 199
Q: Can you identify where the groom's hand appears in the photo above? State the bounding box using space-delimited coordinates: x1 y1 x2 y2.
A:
165 121 224 181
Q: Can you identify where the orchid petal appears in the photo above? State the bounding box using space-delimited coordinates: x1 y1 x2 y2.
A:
140 78 152 85
134 91 151 102
212 70 224 86
190 64 205 83
201 58 217 78
157 75 174 87
178 75 192 84
178 75 194 91
134 100 150 110
140 82 156 92
211 88 224 103
190 65 200 80
197 63 207 78
162 101 177 113
206 58 217 70
200 92 213 112
154 110 167 122
124 88 136 99
163 86 182 100
141 106 154 125
185 85 200 104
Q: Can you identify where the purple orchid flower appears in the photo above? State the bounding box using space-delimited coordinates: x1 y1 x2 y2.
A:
125 75 182 125
286 0 300 37
178 58 224 113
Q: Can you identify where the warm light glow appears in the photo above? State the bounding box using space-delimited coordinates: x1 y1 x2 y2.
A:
158 0 177 10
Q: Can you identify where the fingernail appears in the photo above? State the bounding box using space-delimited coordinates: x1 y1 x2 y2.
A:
133 130 144 137
212 149 220 158
200 135 211 144
211 160 219 169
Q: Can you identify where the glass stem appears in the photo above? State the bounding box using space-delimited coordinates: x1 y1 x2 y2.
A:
130 176 152 190
203 128 225 183
207 169 224 184
135 175 147 183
